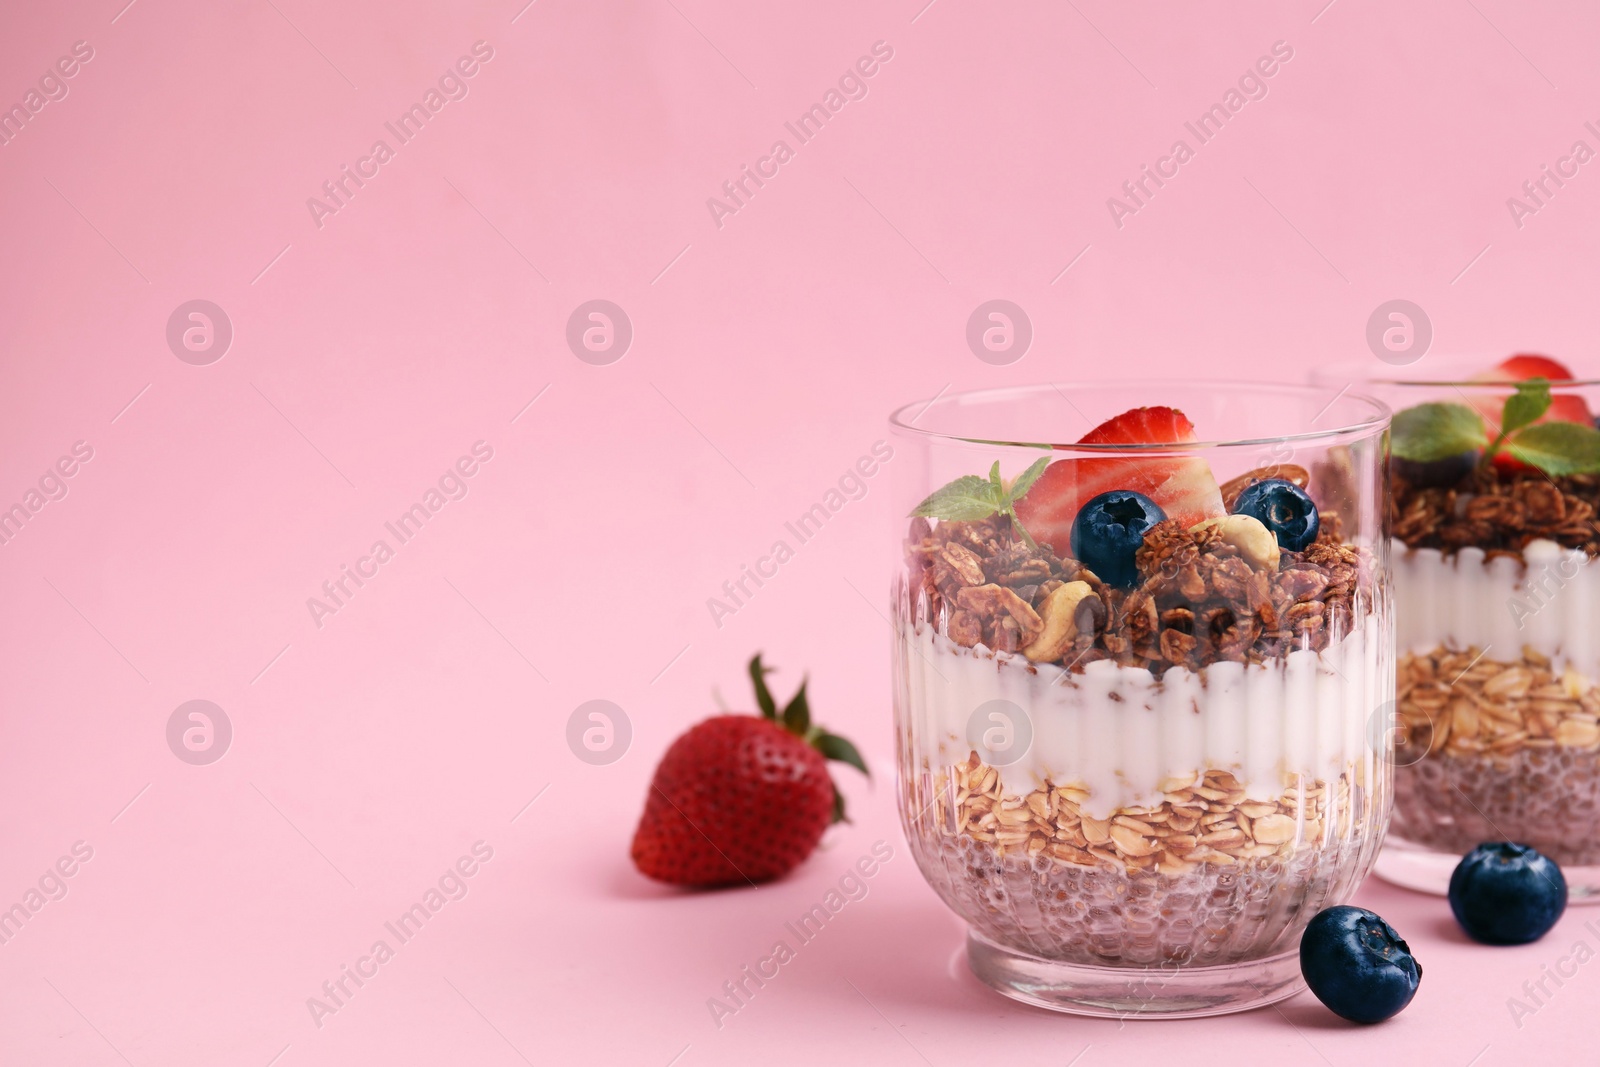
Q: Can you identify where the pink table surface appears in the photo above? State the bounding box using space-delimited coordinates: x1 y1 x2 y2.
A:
3 0 1599 1063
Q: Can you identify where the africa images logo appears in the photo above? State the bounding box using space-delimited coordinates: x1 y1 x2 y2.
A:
305 41 495 229
306 841 494 1029
1105 40 1295 229
0 40 95 149
704 41 895 230
306 442 494 629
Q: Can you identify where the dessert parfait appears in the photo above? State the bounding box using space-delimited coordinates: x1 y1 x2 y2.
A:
889 383 1392 1016
1378 355 1600 898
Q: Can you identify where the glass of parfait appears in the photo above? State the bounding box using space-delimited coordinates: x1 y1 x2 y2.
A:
1318 354 1600 900
889 382 1393 1017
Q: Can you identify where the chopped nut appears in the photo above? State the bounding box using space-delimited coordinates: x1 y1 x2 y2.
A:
1021 580 1101 663
1190 513 1282 571
939 543 988 586
956 584 1044 644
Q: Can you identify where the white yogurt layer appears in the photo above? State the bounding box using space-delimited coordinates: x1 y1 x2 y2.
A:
1392 537 1600 679
897 617 1384 820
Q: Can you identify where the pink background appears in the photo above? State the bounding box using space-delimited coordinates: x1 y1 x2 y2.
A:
2 0 1598 1062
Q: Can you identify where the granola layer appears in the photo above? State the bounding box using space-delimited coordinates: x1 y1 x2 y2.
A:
1394 644 1600 864
1393 467 1600 557
905 511 1376 680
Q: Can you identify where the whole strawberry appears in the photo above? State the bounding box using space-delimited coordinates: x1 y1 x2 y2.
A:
630 655 868 888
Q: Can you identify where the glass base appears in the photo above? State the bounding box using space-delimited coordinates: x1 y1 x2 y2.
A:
1375 836 1600 904
964 930 1305 1018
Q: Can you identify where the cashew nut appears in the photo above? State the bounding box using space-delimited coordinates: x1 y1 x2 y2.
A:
1191 513 1281 571
1021 580 1102 663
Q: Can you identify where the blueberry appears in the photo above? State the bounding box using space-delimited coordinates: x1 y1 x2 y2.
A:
1299 905 1421 1024
1448 842 1567 945
1069 490 1166 588
1393 452 1478 489
1232 478 1320 552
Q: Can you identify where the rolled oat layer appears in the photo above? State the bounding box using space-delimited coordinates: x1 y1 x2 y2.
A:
1394 645 1600 864
901 754 1379 966
940 754 1343 874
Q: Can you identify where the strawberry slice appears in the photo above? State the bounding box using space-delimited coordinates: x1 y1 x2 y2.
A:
1469 354 1592 470
1013 406 1224 557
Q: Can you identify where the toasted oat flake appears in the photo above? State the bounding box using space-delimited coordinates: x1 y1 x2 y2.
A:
1394 643 1600 866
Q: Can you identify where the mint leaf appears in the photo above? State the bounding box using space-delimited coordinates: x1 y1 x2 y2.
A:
1391 403 1488 462
831 783 849 824
1501 379 1552 437
911 458 1051 551
815 731 870 778
748 654 777 719
910 475 1002 521
1008 457 1050 501
1506 421 1600 476
782 679 811 733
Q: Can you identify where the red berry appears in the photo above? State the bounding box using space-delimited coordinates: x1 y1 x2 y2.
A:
630 657 867 888
631 716 833 887
1014 406 1223 557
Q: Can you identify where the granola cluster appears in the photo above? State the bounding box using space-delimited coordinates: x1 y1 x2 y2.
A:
905 492 1374 677
1393 466 1600 557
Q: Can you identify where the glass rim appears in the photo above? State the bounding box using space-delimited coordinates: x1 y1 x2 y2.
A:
887 381 1391 451
1369 374 1600 388
1313 355 1600 388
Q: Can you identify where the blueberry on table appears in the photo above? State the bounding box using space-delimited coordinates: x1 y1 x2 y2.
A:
1069 490 1166 589
1231 478 1319 552
1392 452 1478 489
1449 843 1567 945
1299 905 1421 1024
